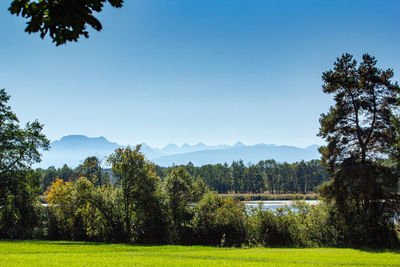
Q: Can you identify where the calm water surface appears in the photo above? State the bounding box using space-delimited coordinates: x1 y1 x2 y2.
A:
244 200 319 211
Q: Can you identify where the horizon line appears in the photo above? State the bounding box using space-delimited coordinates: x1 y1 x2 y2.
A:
52 134 324 150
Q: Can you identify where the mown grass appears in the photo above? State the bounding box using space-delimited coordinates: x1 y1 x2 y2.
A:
0 240 399 266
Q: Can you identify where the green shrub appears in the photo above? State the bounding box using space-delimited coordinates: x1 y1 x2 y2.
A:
250 200 338 247
192 192 248 246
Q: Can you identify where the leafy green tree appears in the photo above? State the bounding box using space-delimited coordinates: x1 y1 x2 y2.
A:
45 178 86 240
9 0 124 45
39 166 58 193
192 192 247 246
196 164 218 192
59 164 75 182
0 88 49 238
0 89 49 177
45 177 123 241
108 145 167 243
163 167 194 242
192 175 208 203
251 200 338 247
0 170 42 238
318 53 400 246
185 162 196 176
77 156 105 185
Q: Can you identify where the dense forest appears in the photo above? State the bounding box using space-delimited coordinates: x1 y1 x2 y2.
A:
37 157 329 195
157 160 328 194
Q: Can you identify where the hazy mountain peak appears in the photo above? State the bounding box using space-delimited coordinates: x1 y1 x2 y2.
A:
58 135 111 143
195 142 206 146
140 142 150 148
59 134 88 141
53 135 117 147
38 135 321 168
164 143 179 149
233 141 245 147
305 144 320 150
161 143 181 155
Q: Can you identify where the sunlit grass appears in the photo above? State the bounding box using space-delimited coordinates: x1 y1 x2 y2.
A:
0 240 399 266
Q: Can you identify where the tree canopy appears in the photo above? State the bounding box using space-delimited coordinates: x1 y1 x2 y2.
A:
9 0 124 45
319 53 400 166
107 145 166 243
0 88 49 178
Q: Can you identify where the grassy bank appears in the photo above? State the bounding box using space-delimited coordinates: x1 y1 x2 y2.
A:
220 193 319 201
0 240 399 266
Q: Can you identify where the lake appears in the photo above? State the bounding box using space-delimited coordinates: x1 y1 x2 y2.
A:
244 200 319 211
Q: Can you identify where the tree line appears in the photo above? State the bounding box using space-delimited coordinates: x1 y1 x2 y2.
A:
156 160 329 194
1 53 400 247
37 158 329 196
0 143 340 246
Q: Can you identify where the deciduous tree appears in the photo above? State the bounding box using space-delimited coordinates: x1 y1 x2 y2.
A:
108 145 167 243
9 0 124 45
0 88 49 238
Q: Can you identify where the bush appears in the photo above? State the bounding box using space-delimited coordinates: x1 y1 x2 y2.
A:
192 192 248 246
250 200 338 247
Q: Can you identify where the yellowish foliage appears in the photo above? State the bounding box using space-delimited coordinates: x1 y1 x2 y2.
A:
45 178 73 205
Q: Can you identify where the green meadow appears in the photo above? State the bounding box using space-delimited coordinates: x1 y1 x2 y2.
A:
0 240 399 266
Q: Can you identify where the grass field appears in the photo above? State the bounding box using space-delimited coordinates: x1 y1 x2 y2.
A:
0 240 399 266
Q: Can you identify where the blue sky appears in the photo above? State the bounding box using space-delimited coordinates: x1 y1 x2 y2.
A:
1 0 399 148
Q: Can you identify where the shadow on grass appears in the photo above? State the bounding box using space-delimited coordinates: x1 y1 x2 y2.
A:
0 239 181 248
355 247 400 254
2 239 399 254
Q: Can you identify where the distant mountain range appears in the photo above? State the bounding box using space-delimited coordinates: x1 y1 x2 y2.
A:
37 135 321 168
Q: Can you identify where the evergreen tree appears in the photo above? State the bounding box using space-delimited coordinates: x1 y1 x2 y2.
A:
318 54 400 246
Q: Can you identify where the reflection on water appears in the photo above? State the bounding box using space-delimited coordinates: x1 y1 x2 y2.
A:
244 200 319 211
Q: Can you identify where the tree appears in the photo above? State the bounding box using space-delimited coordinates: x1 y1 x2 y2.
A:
318 54 400 246
245 165 265 193
262 160 278 194
296 161 308 194
0 170 42 238
192 192 247 246
163 167 194 242
9 0 124 46
0 89 50 177
0 88 49 238
107 145 167 243
59 164 75 182
39 166 58 193
77 156 105 185
192 175 208 203
231 160 245 193
45 177 124 242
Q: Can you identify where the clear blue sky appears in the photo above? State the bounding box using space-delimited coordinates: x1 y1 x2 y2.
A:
1 0 399 148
